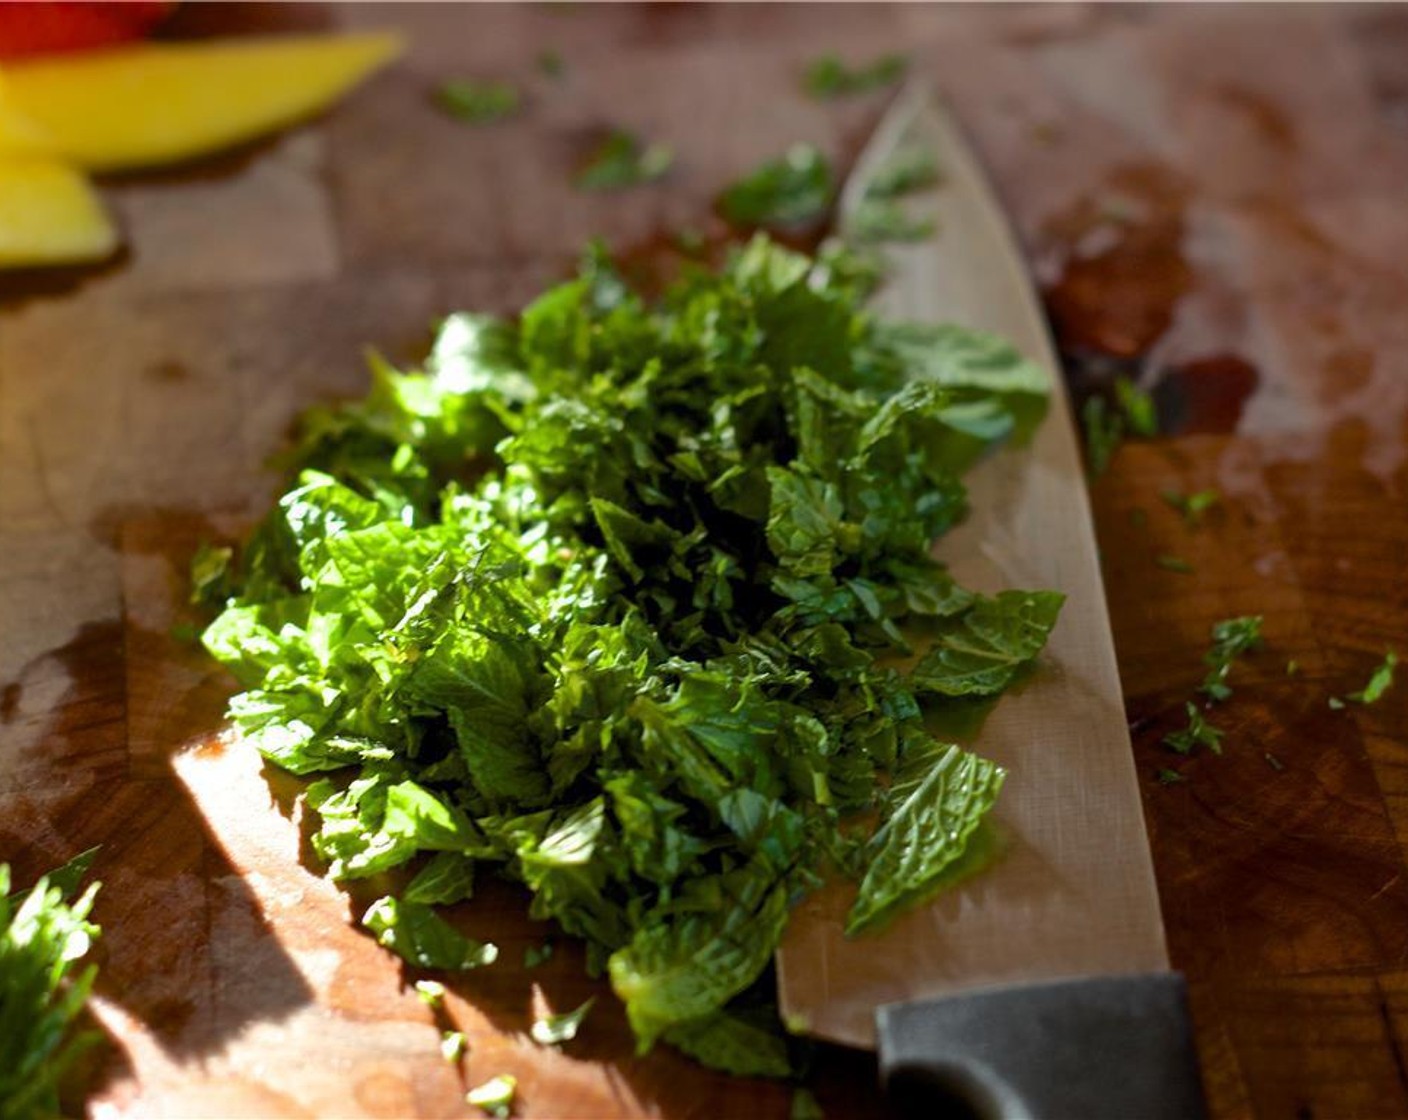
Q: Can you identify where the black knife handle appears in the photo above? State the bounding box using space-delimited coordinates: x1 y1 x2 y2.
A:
876 972 1208 1120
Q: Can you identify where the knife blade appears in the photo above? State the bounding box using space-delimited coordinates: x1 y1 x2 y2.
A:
774 85 1205 1119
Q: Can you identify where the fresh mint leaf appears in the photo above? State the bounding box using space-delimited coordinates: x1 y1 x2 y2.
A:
437 80 520 125
718 145 833 229
664 1008 793 1077
0 859 101 1120
1163 702 1223 756
1199 615 1263 702
1349 649 1398 705
466 1074 516 1118
530 996 596 1045
363 896 498 970
910 591 1065 698
575 130 673 191
803 52 907 99
866 146 940 199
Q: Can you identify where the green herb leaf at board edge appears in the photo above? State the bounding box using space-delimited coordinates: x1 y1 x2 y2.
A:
466 1074 517 1118
0 857 102 1120
196 234 1061 1071
717 144 833 228
363 896 498 970
575 129 673 191
865 145 940 199
802 52 908 99
1348 649 1398 705
1082 395 1124 478
1162 701 1223 756
848 197 935 245
530 996 596 1045
436 80 521 125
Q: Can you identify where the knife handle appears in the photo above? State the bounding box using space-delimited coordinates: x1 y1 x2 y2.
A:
876 973 1208 1120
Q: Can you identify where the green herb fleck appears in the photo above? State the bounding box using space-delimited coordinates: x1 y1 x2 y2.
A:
466 1073 517 1118
1348 650 1398 705
1156 555 1195 575
1156 768 1186 785
530 996 596 1046
1329 696 1346 710
1160 487 1220 527
803 53 908 99
849 198 935 244
718 144 833 228
1264 752 1284 772
791 1086 826 1119
415 979 446 1008
436 80 521 125
523 941 554 969
1163 701 1224 756
866 146 940 199
0 855 101 1120
363 897 498 971
441 1029 467 1062
1082 395 1123 478
1199 616 1263 702
575 129 673 191
190 541 235 607
1286 659 1300 676
1114 376 1158 437
537 50 565 80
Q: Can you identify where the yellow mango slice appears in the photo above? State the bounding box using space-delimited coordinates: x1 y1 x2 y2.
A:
0 72 55 156
1 31 402 172
0 157 117 266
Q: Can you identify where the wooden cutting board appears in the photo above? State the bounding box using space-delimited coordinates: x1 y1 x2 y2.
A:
0 7 1164 1118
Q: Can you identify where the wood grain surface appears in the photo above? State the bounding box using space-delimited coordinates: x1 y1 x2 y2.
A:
3 4 1408 1117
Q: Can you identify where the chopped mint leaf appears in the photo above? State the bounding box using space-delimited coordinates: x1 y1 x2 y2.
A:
1 858 101 1119
849 197 935 244
791 1086 826 1119
1286 659 1300 676
537 49 565 79
1114 375 1158 437
803 52 907 99
363 897 498 970
1163 701 1223 756
1329 696 1346 710
190 540 235 608
575 130 673 191
1156 554 1194 575
436 80 521 125
865 146 940 199
718 144 833 228
196 235 1059 1072
1082 395 1123 477
441 1029 467 1062
523 941 554 969
1264 752 1284 772
1160 487 1220 527
1156 768 1186 785
530 996 596 1045
415 979 446 1007
1199 616 1263 702
466 1073 517 1118
1349 650 1398 705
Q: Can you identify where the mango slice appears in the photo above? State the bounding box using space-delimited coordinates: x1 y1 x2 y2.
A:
1 31 403 172
0 157 117 266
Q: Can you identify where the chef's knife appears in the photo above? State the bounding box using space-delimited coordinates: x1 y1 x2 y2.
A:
774 86 1207 1120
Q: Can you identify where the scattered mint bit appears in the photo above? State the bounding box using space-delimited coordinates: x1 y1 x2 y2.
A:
1286 659 1300 676
530 996 596 1046
791 1086 826 1119
190 541 235 607
1329 696 1346 710
1156 768 1186 785
718 144 833 228
1348 650 1398 705
1264 752 1284 772
436 80 521 125
441 1029 467 1062
415 979 446 1008
197 235 1058 1069
523 941 554 969
466 1073 517 1118
537 49 565 80
363 897 498 971
803 52 908 99
1114 376 1158 437
0 855 102 1119
1200 616 1263 702
575 130 673 191
1160 487 1220 527
1081 395 1123 478
1156 555 1195 575
1163 701 1224 756
849 197 935 244
865 146 940 199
